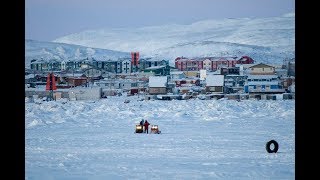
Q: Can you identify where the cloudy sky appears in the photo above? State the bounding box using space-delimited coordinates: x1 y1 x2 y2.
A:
25 0 295 41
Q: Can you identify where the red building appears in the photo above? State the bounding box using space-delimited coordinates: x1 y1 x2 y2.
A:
175 56 254 72
66 77 88 87
175 57 203 71
236 56 254 64
210 57 237 71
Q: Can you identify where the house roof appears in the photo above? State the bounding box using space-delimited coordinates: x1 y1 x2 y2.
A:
206 75 224 86
149 76 167 87
247 81 279 86
25 74 35 79
249 63 274 69
176 56 238 62
145 65 165 70
30 59 47 64
60 73 85 77
170 71 184 75
247 75 278 79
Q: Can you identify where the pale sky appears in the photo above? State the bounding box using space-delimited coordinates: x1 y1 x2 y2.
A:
25 0 295 41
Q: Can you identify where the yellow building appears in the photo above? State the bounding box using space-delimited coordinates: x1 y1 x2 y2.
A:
248 63 275 75
183 71 198 77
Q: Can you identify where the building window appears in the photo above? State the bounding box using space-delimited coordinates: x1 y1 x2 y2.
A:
266 85 270 90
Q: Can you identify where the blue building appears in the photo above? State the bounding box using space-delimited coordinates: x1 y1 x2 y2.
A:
244 75 285 94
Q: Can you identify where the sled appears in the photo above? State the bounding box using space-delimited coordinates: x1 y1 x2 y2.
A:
135 125 143 133
150 125 161 134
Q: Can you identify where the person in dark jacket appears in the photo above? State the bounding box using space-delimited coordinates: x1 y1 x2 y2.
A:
143 120 150 134
140 119 145 132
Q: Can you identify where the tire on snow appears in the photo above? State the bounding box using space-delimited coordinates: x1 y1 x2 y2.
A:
266 140 279 153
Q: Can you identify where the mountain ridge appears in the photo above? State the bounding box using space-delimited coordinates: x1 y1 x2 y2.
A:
25 12 294 67
53 13 294 64
25 39 130 68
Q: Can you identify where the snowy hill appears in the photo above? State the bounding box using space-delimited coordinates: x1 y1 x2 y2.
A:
53 13 295 64
25 39 130 68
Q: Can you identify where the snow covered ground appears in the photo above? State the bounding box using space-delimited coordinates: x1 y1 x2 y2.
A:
25 96 295 179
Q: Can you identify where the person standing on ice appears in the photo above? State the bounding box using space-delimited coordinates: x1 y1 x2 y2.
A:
140 119 145 132
143 120 150 134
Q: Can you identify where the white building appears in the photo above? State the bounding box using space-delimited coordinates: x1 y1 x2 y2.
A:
148 76 168 95
122 59 131 74
205 75 224 93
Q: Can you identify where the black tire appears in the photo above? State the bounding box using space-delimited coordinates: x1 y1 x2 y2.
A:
266 140 279 153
